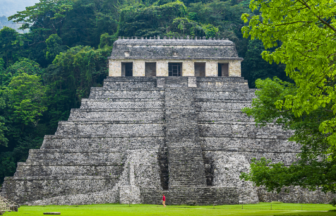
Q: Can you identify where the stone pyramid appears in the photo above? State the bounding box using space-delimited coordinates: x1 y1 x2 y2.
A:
2 76 328 205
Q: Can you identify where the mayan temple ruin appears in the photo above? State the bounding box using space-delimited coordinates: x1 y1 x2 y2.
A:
0 37 333 206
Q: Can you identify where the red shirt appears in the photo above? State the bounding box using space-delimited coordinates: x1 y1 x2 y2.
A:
162 196 166 201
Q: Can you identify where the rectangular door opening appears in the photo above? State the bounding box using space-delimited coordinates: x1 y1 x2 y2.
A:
145 62 156 77
195 63 205 77
122 62 133 77
169 63 182 76
218 63 229 77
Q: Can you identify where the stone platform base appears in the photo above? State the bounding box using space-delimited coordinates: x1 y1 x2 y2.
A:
258 187 336 204
140 187 238 205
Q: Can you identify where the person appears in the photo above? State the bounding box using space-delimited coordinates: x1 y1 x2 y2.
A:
162 194 166 207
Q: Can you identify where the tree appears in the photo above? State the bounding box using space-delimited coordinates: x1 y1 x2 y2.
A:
241 40 287 88
0 58 45 87
8 0 74 35
45 45 110 128
240 0 336 193
202 24 218 38
46 34 66 62
0 97 8 147
98 33 117 49
118 1 189 37
4 73 48 127
0 27 24 68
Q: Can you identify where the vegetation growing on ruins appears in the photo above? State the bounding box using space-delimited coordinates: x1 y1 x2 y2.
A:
240 0 336 193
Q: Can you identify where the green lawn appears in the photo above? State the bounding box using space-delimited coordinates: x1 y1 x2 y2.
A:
4 203 336 216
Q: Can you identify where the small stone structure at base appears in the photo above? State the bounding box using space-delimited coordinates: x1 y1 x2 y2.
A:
0 195 19 213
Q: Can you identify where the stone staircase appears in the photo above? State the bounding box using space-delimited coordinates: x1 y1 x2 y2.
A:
165 87 206 187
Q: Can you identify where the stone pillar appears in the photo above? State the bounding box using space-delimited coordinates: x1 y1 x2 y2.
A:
229 60 241 77
133 60 145 76
182 61 194 76
157 61 168 76
205 61 218 77
109 60 122 76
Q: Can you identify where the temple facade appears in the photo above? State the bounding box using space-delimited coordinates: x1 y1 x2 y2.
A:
109 37 242 77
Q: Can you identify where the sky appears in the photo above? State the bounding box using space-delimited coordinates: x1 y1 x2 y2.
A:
0 0 40 17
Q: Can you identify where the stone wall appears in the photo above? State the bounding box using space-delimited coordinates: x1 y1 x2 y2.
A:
229 60 241 77
258 187 336 203
207 152 259 204
109 61 121 77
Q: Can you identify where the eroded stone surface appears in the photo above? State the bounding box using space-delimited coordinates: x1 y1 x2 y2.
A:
209 152 258 204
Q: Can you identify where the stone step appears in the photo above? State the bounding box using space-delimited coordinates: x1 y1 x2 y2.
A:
68 109 164 122
197 82 248 89
103 81 156 89
200 137 300 153
89 88 164 99
203 151 299 166
195 101 251 111
197 111 253 123
80 99 163 109
14 164 123 177
195 91 254 100
18 161 124 166
164 87 206 187
199 123 293 139
55 122 164 136
104 77 158 83
25 149 124 163
196 77 247 83
167 148 204 160
196 83 249 90
41 136 164 151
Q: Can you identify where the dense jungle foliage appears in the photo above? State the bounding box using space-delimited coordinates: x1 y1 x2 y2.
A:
0 0 287 185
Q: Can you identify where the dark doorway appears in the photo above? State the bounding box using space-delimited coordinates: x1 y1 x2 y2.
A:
218 63 229 77
145 62 156 77
195 63 205 77
169 63 182 76
122 62 133 77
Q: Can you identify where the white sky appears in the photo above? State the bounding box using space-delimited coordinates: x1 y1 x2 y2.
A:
0 0 40 17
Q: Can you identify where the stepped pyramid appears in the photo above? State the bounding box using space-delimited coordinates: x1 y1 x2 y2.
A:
1 37 330 205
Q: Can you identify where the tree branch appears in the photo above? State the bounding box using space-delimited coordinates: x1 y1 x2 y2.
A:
296 0 336 33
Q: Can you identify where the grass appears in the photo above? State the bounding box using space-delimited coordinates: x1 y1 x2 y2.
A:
3 203 336 216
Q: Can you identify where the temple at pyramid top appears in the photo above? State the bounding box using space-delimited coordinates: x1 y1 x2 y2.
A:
108 37 243 77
